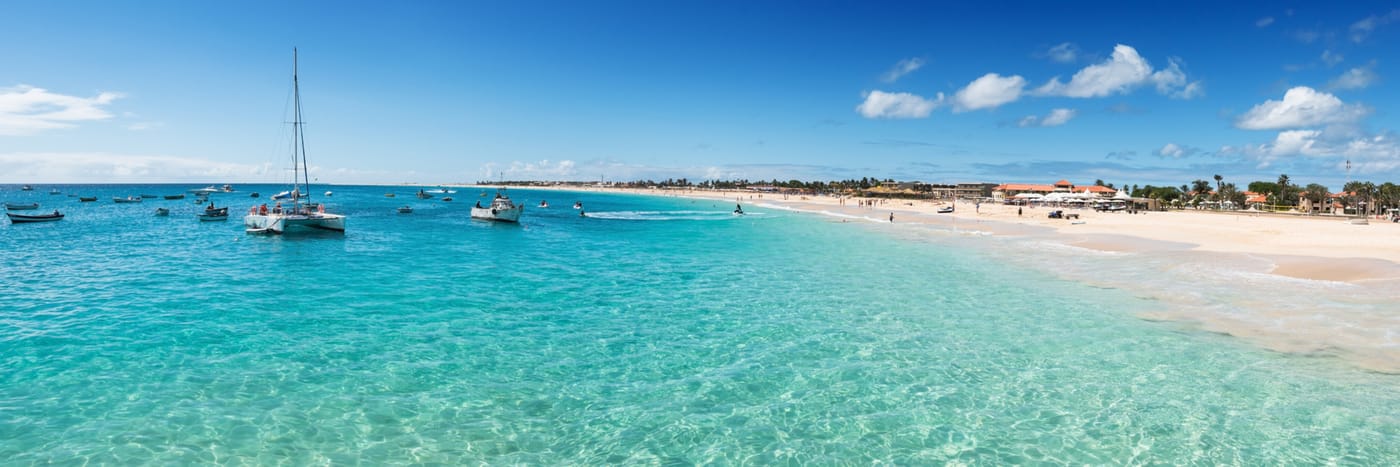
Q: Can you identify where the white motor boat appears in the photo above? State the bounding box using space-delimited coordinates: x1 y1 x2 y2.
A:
471 189 524 222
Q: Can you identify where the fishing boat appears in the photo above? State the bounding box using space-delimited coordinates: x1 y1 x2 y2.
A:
470 189 524 222
155 207 170 216
397 205 413 214
5 202 39 210
164 194 185 200
79 197 97 202
113 196 143 203
243 49 346 235
7 210 63 223
198 205 229 221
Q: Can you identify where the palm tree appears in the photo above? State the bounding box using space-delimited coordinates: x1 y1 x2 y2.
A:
1214 174 1223 195
1191 179 1213 207
1276 174 1293 207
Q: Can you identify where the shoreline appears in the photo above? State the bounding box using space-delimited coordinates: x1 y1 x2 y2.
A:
501 184 1400 284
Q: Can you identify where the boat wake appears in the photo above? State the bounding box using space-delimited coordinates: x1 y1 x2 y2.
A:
583 210 761 221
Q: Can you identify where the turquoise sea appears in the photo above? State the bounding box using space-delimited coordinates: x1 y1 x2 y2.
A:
2 184 1397 464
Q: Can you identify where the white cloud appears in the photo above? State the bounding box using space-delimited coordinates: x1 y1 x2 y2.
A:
1045 43 1079 63
952 73 1025 112
856 90 943 118
1032 44 1199 99
1018 108 1076 127
1256 17 1275 27
881 58 925 83
0 152 269 183
1350 9 1400 43
1321 49 1344 67
0 85 124 135
1328 63 1379 90
1234 86 1369 130
1155 142 1203 158
1226 129 1400 172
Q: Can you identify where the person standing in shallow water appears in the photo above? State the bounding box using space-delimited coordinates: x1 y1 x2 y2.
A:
889 212 894 222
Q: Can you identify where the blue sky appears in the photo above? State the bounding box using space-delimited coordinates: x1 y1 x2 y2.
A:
2 1 1399 190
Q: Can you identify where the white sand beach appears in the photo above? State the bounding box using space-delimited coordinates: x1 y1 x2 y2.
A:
519 185 1400 283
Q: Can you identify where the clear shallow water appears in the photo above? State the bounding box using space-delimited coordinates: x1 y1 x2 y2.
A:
2 184 1397 464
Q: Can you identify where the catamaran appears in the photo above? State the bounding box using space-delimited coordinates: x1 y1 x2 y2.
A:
244 48 346 235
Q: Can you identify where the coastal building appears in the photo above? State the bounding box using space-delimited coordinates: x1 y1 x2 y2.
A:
992 180 1116 200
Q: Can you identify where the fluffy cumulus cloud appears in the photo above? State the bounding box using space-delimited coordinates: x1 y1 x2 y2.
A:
0 85 123 135
1328 63 1379 90
1224 129 1400 172
1032 44 1202 99
1350 9 1400 43
1017 108 1076 127
1235 86 1369 130
952 73 1025 112
881 58 925 83
856 90 944 118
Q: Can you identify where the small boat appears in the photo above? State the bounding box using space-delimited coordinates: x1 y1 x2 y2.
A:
188 186 219 195
573 201 582 210
270 190 293 200
223 184 234 192
470 189 524 222
324 191 333 197
154 207 170 216
164 194 186 200
539 200 549 208
21 185 33 191
140 194 157 199
113 196 143 203
8 210 63 223
79 197 97 202
49 189 61 195
385 193 396 198
5 202 39 210
416 189 434 199
442 197 453 202
250 192 260 198
198 206 229 221
397 206 413 214
937 206 954 214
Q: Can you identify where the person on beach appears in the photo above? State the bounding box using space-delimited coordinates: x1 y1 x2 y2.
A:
1018 207 1022 217
889 212 894 222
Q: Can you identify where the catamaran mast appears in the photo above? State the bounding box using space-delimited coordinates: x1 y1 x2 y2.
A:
293 48 312 205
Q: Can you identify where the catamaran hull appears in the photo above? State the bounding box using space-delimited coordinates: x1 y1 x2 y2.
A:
470 206 523 222
244 213 346 234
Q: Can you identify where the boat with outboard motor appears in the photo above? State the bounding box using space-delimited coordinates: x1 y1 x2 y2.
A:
471 189 524 222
